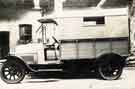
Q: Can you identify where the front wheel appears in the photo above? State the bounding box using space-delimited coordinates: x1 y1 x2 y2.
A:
0 61 26 84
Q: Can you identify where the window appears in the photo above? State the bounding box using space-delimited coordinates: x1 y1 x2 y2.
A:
101 0 127 8
16 0 34 8
63 0 127 9
63 0 100 9
39 0 54 13
19 24 32 44
83 17 105 26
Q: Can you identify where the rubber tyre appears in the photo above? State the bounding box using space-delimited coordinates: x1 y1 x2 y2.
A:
97 55 124 80
0 61 26 84
98 64 123 80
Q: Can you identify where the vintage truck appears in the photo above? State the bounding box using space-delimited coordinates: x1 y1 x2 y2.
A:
0 8 129 83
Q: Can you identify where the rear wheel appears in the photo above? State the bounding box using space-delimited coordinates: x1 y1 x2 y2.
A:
97 54 124 80
98 62 123 80
0 61 26 84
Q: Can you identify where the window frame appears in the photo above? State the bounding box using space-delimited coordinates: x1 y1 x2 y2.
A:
18 24 32 44
83 16 105 26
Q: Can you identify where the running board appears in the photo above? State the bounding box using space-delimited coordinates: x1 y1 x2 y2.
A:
37 69 63 72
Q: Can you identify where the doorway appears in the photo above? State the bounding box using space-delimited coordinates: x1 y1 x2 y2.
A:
0 31 9 58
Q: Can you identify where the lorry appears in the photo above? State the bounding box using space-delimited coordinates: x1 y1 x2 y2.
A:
0 7 130 84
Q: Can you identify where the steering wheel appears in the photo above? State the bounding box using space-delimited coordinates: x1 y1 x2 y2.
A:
52 36 59 43
52 36 60 50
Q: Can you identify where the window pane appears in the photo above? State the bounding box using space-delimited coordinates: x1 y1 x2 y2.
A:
83 17 105 25
101 0 127 8
0 0 34 8
39 0 54 13
19 24 32 44
0 0 16 8
16 0 34 8
63 0 101 9
63 0 127 9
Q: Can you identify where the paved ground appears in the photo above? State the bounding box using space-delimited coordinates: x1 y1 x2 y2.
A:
0 67 135 89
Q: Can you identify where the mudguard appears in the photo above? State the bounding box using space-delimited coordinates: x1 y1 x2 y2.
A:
3 55 37 72
95 53 126 67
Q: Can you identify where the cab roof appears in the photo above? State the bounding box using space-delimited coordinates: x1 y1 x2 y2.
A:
38 18 58 25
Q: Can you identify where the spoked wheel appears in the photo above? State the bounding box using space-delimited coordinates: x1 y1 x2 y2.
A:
98 61 123 80
0 61 26 84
